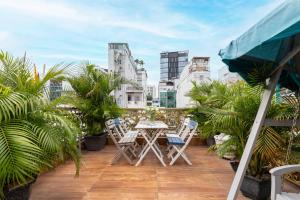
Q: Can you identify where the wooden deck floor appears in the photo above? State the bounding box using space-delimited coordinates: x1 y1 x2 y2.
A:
30 145 298 200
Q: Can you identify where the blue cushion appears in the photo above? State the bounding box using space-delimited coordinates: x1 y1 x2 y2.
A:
114 118 121 125
188 120 198 129
167 136 185 146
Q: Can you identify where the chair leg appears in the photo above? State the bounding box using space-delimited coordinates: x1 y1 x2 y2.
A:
169 146 191 165
111 149 122 164
112 146 134 165
180 152 192 165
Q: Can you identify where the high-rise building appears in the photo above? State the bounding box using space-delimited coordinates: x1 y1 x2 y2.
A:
49 79 62 101
160 50 189 81
176 57 211 108
108 43 147 108
218 66 242 84
158 81 176 108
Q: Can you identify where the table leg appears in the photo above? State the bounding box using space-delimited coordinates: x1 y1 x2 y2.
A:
135 129 166 167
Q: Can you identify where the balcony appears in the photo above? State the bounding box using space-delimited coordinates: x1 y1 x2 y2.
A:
126 86 144 93
127 100 144 108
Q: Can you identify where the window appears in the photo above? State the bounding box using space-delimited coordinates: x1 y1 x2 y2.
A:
178 56 187 62
160 58 168 63
160 67 168 73
135 96 140 101
128 95 132 101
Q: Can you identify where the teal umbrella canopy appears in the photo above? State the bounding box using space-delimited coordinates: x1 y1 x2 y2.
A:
219 0 300 91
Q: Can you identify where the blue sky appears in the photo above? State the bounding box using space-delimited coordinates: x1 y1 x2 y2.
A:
0 0 284 85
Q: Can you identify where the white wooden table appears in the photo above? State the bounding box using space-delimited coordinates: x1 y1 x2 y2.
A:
135 120 168 167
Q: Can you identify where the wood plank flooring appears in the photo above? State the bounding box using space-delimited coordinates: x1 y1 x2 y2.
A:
30 145 299 200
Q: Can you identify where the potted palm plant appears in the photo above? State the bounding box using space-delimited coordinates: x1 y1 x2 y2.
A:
189 80 294 200
67 64 124 151
0 51 81 199
188 81 229 147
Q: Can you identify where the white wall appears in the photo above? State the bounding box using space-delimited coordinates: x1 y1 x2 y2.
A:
218 66 242 84
108 43 147 108
176 57 211 108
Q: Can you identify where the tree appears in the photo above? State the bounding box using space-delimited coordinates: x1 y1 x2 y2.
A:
139 60 144 67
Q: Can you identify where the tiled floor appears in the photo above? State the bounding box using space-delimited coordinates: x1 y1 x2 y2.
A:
30 145 299 200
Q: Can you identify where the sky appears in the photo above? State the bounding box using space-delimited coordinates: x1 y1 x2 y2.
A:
0 0 285 85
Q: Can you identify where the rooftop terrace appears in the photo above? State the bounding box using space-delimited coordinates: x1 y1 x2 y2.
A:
30 145 299 200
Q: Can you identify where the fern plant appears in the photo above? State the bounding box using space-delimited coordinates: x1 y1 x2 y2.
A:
0 51 81 197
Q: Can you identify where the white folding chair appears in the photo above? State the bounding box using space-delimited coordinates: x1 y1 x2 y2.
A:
105 119 138 165
166 118 190 156
115 118 140 157
270 165 300 200
166 120 198 165
166 118 190 138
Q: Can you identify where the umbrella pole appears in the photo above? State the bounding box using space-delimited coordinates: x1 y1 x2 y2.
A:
227 68 282 200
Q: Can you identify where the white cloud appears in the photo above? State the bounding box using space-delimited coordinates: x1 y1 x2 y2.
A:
0 0 287 83
0 0 213 39
0 31 25 53
0 0 88 22
37 53 106 62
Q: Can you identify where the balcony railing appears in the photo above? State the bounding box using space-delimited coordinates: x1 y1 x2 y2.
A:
127 101 144 108
126 86 143 92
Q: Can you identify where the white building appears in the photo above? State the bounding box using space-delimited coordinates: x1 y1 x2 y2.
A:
146 85 156 106
108 43 147 108
218 66 242 84
147 85 156 99
176 57 211 108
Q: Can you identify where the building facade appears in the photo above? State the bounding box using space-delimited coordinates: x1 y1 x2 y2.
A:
176 57 211 108
218 66 242 84
108 43 147 108
160 50 189 81
146 85 156 106
159 81 176 108
49 79 62 101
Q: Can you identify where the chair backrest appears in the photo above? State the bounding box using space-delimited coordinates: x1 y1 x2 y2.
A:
117 118 130 134
176 118 190 137
105 118 126 137
181 120 198 143
105 119 121 146
113 118 129 137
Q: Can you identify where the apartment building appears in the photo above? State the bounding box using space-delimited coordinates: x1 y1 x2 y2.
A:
108 43 147 108
176 57 211 108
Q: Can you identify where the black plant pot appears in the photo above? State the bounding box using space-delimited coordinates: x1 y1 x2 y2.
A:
4 179 36 200
206 136 215 147
230 160 240 172
240 175 271 200
84 133 107 151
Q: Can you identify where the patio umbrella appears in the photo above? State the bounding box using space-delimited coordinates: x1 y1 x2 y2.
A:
219 0 300 91
219 0 300 199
